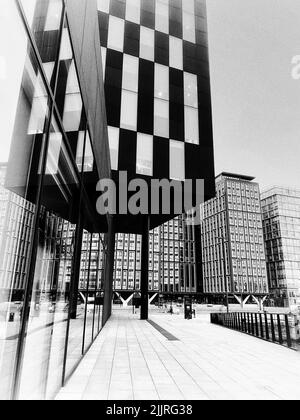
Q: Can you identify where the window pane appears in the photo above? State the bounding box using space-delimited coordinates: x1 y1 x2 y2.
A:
101 47 107 81
83 130 94 173
80 230 93 353
76 131 86 170
66 61 80 94
0 2 50 400
108 16 124 52
182 0 195 14
170 140 185 181
57 25 85 134
155 64 169 100
140 27 154 62
59 27 73 60
126 0 140 24
20 0 63 86
63 93 83 132
169 36 183 70
136 133 153 176
123 55 139 92
97 0 110 13
184 72 198 108
19 114 80 400
108 126 119 170
120 90 138 131
45 0 63 31
154 98 169 138
185 106 199 144
76 130 94 174
183 10 196 43
155 0 169 34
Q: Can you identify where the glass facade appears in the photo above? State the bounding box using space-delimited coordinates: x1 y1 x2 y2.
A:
98 0 213 191
0 0 109 400
261 188 300 307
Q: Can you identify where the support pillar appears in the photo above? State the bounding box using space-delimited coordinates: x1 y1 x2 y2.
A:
70 215 83 319
102 216 115 327
140 216 150 320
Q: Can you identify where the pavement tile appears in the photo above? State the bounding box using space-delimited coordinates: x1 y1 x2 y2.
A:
56 310 300 401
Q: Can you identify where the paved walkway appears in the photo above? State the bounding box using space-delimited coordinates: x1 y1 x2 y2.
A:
56 310 300 400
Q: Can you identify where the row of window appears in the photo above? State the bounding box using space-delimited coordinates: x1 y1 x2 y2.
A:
108 126 186 180
98 0 203 44
101 49 200 144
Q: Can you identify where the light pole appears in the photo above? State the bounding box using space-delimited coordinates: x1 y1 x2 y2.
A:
217 236 229 314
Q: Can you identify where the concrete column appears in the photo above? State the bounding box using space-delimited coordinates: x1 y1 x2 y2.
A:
70 217 83 320
140 216 150 320
102 216 116 327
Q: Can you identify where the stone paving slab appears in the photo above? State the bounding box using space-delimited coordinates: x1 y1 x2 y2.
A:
56 310 300 401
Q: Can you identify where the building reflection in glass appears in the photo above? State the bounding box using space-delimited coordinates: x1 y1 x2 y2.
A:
0 0 108 400
262 188 300 308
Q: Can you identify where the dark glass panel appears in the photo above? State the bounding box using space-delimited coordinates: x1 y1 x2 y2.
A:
0 1 50 400
18 114 80 400
20 0 63 88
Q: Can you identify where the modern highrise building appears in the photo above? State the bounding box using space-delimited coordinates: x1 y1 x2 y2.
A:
261 188 300 308
200 173 269 304
113 215 199 300
98 0 216 234
97 0 216 318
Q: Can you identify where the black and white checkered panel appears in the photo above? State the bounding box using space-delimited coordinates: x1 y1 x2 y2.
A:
97 0 213 183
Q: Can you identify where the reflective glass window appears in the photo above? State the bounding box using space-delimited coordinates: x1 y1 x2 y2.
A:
18 113 80 400
154 98 169 138
56 23 86 152
140 26 155 62
59 27 73 60
108 126 120 170
101 47 107 81
170 140 185 181
82 130 94 173
184 72 198 108
120 90 138 131
63 93 83 132
136 133 153 176
97 0 110 13
155 64 169 100
182 0 196 43
20 0 63 86
0 2 50 399
122 55 139 92
185 106 199 144
108 16 125 52
126 0 140 24
155 0 169 34
169 36 183 70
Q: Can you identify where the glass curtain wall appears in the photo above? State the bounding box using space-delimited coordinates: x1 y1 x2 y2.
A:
0 0 107 400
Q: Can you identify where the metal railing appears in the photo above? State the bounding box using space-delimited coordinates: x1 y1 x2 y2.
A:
211 312 298 350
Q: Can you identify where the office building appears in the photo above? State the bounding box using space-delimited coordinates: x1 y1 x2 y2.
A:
261 187 300 307
113 215 199 300
98 0 216 234
98 0 215 319
200 173 268 303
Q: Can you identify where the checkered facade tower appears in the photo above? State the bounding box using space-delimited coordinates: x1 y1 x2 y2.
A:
98 0 215 231
97 0 215 318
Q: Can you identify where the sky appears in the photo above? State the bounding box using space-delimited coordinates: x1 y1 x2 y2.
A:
206 0 300 191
